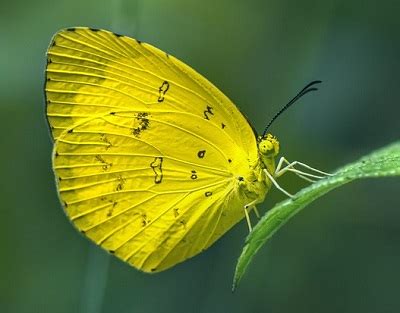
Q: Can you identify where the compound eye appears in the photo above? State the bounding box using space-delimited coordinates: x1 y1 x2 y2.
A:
259 141 274 154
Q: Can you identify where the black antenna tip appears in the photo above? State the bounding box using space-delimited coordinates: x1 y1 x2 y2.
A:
262 80 322 137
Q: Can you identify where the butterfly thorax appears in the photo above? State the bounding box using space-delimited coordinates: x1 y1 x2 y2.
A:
238 133 280 204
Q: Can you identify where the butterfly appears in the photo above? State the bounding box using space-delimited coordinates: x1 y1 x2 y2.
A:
45 27 328 272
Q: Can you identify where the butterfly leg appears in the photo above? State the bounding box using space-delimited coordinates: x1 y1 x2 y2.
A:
243 200 262 232
244 200 261 217
244 206 253 232
275 157 332 182
263 169 294 198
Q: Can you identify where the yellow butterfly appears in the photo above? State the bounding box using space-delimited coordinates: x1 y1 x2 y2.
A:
45 27 328 272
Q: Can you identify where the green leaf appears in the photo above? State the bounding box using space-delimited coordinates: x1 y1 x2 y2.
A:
232 141 400 290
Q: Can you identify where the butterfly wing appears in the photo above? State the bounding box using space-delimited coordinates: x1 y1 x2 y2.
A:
46 27 258 271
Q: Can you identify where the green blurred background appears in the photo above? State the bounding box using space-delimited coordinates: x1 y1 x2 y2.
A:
1 0 399 312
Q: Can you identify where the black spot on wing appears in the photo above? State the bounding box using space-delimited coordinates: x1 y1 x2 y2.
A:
115 175 126 191
174 208 179 217
100 133 112 150
141 213 148 227
203 105 214 120
158 81 169 102
150 157 163 184
132 112 150 137
180 219 187 229
95 155 112 171
197 150 206 158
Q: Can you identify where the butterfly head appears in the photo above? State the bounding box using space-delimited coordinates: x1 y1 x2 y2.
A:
258 133 279 157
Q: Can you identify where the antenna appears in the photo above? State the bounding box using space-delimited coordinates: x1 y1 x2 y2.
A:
262 80 322 137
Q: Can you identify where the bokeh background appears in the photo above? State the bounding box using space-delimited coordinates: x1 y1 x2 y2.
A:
1 0 399 312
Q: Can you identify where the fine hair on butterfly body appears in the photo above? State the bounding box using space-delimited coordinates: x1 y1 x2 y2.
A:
45 27 330 272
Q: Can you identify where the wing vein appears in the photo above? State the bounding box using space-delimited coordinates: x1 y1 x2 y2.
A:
115 180 231 260
151 187 232 268
47 78 147 104
56 152 231 175
82 178 230 233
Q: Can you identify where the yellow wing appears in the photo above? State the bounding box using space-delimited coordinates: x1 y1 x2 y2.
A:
45 27 258 272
